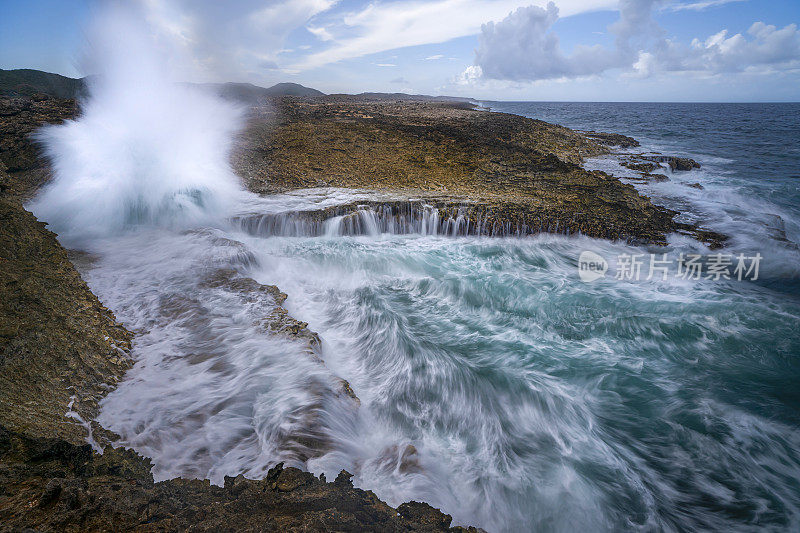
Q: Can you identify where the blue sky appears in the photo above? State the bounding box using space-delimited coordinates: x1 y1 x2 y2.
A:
1 0 799 101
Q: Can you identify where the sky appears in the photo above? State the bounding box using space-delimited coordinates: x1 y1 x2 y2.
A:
1 0 799 101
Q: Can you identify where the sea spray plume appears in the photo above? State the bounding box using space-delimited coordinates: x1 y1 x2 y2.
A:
30 4 244 239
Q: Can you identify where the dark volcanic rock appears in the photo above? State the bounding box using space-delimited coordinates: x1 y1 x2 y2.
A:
0 172 132 445
670 157 701 171
580 130 640 148
621 159 660 173
0 426 484 532
0 95 77 180
641 154 701 171
234 98 699 246
622 154 701 174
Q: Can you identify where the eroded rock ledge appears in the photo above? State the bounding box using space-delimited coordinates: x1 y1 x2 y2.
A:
0 425 479 532
0 94 474 531
235 197 722 247
233 97 725 246
0 93 727 531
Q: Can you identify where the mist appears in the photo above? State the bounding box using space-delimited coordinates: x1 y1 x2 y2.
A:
29 4 245 241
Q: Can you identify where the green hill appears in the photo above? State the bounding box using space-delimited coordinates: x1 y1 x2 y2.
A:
0 68 85 98
0 69 325 102
199 81 325 102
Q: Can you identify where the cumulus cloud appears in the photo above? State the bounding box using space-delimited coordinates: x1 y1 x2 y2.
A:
474 2 619 81
293 0 616 70
684 22 800 72
628 51 657 77
609 0 664 53
470 0 800 83
454 65 484 85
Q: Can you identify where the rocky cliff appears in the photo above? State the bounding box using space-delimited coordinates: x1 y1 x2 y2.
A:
0 89 725 531
0 94 481 532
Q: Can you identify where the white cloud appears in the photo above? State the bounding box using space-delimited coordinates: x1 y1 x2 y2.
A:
114 0 797 93
454 65 483 85
307 25 334 41
471 0 800 83
292 0 616 70
375 63 396 67
472 1 635 82
628 51 657 77
609 0 664 52
669 0 746 12
679 22 800 73
140 0 337 80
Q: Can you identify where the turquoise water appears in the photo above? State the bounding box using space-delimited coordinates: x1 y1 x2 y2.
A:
40 100 800 531
234 103 800 530
484 102 800 284
240 229 800 531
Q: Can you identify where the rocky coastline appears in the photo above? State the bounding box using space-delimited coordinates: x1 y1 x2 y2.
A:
1 92 724 531
234 96 724 246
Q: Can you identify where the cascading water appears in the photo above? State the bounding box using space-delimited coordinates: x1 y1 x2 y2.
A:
26 7 800 533
233 202 513 239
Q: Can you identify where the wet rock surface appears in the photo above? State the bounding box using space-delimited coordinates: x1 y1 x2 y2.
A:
621 153 701 174
233 97 723 246
579 130 640 148
0 94 76 185
0 93 727 530
0 96 132 447
0 425 482 532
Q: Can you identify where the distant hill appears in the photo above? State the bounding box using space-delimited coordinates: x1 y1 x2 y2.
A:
0 69 325 102
197 81 325 103
264 82 325 97
0 68 86 99
327 92 474 104
0 69 471 105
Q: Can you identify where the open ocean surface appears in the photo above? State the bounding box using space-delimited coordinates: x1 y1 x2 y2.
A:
485 102 800 256
33 99 800 532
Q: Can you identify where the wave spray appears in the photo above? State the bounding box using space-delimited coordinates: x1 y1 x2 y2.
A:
30 5 244 240
22 5 800 533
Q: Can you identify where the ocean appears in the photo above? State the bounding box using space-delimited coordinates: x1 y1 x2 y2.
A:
34 101 800 532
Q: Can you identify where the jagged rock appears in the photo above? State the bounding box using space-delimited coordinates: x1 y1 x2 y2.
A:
638 154 700 171
669 157 700 171
334 469 354 486
0 426 473 532
0 95 76 177
0 172 132 446
0 93 729 531
580 130 640 148
622 159 660 173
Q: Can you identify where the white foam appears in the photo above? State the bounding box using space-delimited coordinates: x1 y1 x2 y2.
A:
29 5 244 242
